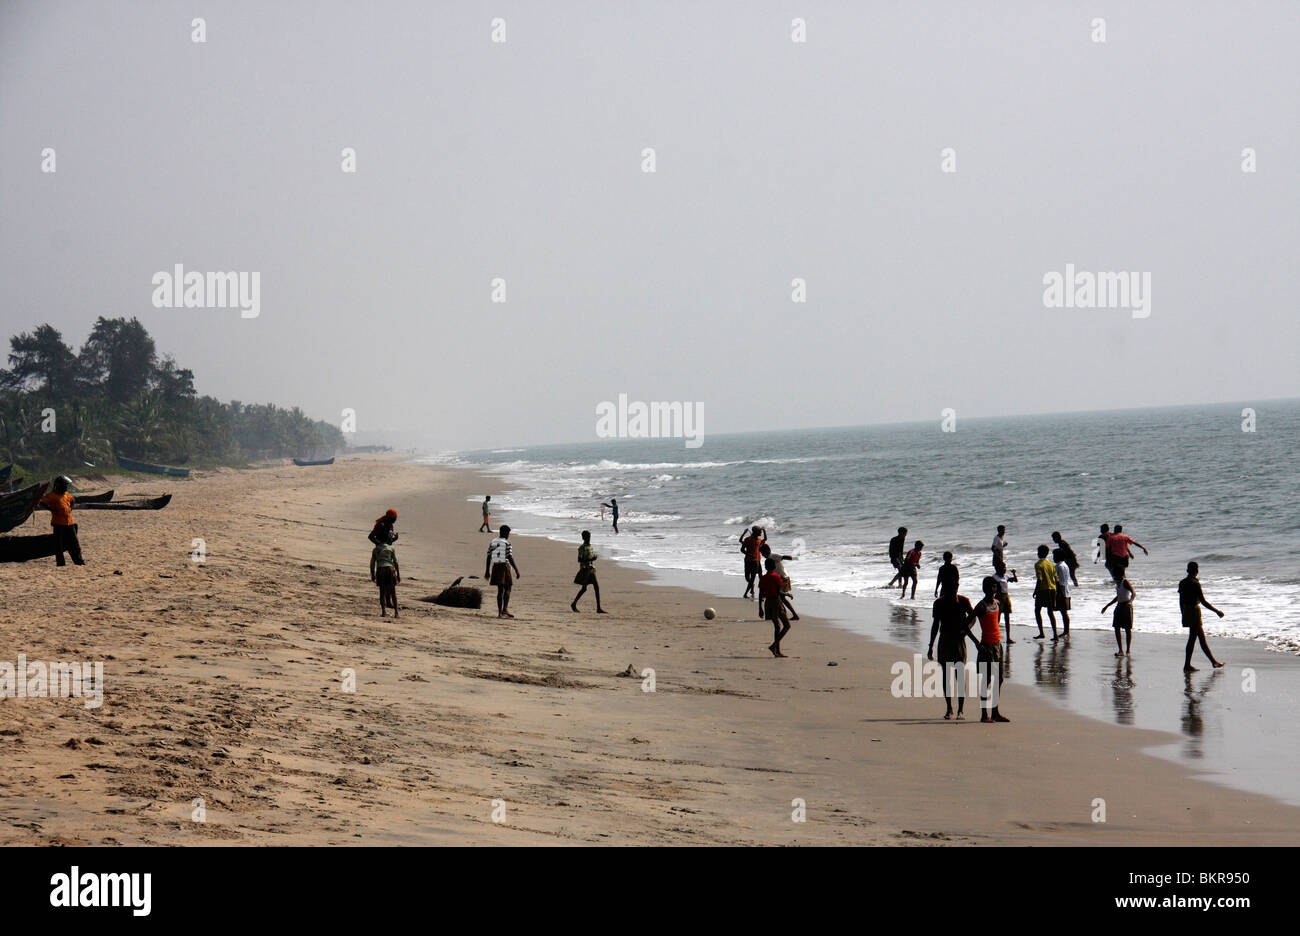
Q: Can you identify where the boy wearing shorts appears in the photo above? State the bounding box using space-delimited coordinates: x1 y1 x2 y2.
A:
759 557 791 657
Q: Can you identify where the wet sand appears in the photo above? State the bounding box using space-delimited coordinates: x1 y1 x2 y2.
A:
0 456 1296 844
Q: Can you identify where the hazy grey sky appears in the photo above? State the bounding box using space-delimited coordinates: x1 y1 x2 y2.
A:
2 1 1297 450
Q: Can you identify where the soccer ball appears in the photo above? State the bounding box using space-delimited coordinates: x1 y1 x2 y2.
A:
703 608 716 620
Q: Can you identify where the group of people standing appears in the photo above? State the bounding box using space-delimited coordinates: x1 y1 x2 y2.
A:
905 520 1226 715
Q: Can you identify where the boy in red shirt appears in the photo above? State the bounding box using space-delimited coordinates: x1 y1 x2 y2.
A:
41 476 84 566
898 541 923 600
759 557 790 657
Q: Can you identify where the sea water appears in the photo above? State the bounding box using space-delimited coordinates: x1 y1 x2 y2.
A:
425 400 1300 653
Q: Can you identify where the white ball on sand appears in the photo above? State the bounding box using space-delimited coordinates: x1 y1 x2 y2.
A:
703 608 716 620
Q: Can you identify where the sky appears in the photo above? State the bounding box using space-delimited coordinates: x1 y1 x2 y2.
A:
1 0 1297 451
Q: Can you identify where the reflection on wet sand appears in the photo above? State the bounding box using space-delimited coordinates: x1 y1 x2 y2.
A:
1181 671 1223 759
1110 658 1135 726
1031 639 1070 692
888 604 921 644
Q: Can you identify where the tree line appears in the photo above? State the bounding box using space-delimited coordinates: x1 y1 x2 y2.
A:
0 317 345 472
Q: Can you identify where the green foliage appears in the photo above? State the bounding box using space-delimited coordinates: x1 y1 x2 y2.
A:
0 318 345 473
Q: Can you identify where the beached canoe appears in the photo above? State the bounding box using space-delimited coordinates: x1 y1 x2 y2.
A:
292 457 335 467
0 482 48 534
35 490 113 509
76 493 171 511
0 533 57 562
116 454 191 477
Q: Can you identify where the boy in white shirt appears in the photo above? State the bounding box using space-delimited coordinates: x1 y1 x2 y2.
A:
1052 547 1072 638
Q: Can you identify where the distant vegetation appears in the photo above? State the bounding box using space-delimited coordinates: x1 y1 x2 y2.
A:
0 317 345 472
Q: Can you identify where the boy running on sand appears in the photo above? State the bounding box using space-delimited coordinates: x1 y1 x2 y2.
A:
485 525 521 619
570 530 606 613
369 540 400 617
898 541 922 600
760 557 791 657
1100 569 1135 656
1179 561 1225 672
760 543 800 621
993 558 1017 644
1032 544 1060 640
966 577 1010 722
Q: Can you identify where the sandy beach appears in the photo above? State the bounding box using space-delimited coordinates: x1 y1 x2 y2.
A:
1 456 1297 846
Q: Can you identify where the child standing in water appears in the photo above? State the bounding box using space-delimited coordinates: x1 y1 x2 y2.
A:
993 559 1017 645
1032 544 1061 640
899 541 923 600
1101 569 1135 656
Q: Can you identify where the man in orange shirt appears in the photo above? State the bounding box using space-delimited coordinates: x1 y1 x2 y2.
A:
41 476 84 566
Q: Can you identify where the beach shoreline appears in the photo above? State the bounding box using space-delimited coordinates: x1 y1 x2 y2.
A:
1 455 1296 845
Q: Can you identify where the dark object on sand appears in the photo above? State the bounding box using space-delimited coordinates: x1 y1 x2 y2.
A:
36 490 113 509
0 482 48 534
424 579 482 609
0 533 57 563
77 493 172 511
116 454 190 477
293 457 336 467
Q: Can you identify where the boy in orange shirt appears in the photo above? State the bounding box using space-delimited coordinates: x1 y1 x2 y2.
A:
41 476 84 566
759 557 790 657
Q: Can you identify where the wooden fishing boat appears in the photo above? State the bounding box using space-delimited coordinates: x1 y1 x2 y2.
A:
36 490 113 510
116 454 190 477
292 457 336 467
0 533 57 563
0 482 48 534
76 493 171 511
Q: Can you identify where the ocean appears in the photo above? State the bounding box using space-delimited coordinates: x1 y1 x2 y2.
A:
425 400 1300 653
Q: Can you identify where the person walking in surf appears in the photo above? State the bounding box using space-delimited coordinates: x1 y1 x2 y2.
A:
1051 531 1080 587
1179 561 1225 672
887 527 908 587
601 498 620 534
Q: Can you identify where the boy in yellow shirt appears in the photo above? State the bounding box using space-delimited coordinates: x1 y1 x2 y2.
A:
1032 544 1060 641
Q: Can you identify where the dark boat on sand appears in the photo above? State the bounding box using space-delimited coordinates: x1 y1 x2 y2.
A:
292 457 335 467
116 454 190 477
0 482 48 534
77 493 171 511
35 490 114 509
